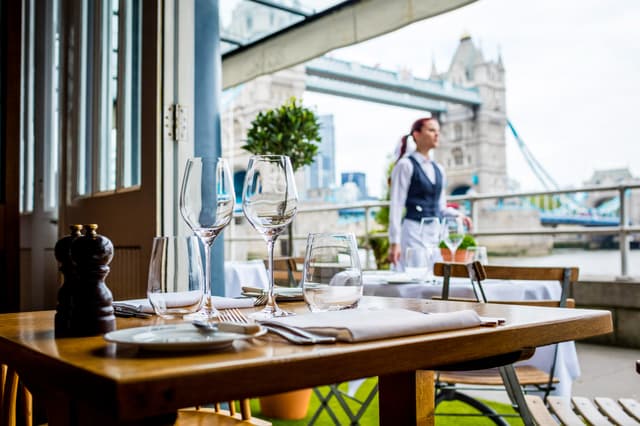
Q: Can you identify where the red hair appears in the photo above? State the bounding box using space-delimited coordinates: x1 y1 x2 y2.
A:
395 117 436 164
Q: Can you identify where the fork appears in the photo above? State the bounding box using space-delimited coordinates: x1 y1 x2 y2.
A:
219 308 336 344
218 308 251 324
253 292 268 306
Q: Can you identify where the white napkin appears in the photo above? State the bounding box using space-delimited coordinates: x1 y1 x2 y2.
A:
263 308 483 342
114 296 255 314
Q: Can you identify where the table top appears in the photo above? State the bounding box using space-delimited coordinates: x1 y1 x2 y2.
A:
0 297 612 423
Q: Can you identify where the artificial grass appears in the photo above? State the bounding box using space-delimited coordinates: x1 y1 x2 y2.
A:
249 378 524 425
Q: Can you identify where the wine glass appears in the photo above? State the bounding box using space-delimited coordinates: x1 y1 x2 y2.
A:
242 155 298 319
419 217 441 247
179 157 235 320
442 217 466 262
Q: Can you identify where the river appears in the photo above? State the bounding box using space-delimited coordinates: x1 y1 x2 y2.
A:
489 249 640 279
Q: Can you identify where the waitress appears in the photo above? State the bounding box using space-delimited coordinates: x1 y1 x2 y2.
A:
387 117 471 269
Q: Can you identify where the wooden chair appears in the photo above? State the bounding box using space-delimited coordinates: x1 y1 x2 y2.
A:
265 257 302 287
1 363 268 426
177 401 271 425
525 394 640 425
432 261 579 426
525 358 640 425
1 364 32 426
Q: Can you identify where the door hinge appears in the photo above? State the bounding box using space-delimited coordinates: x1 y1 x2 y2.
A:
164 104 188 142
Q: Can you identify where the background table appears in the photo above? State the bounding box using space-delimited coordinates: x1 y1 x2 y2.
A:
363 272 579 396
224 260 268 297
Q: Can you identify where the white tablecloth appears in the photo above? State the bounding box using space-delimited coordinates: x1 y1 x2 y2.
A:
224 260 268 297
363 273 580 397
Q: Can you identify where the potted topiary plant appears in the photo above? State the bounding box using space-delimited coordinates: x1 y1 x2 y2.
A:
243 97 321 257
439 234 477 262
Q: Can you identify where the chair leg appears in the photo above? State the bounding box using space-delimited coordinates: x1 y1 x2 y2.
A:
499 365 536 426
436 388 510 426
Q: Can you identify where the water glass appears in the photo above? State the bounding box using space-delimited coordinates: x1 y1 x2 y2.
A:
147 236 204 319
405 247 429 281
468 246 489 265
302 233 363 312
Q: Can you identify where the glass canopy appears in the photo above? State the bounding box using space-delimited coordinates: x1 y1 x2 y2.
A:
220 0 352 56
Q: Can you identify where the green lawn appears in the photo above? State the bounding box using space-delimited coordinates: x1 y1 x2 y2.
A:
249 378 524 425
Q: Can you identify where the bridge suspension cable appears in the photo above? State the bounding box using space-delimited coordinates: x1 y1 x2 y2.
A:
506 119 591 215
506 120 559 190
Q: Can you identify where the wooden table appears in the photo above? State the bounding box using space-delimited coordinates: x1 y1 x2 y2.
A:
0 296 612 426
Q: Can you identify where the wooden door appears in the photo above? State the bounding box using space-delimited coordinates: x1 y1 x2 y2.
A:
57 0 161 300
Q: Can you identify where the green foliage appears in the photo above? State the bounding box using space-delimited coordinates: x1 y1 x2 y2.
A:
368 236 390 270
249 377 523 425
243 97 321 172
368 158 395 269
439 234 477 250
373 159 395 228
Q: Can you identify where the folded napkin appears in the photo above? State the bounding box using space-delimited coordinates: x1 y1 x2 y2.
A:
114 296 255 314
262 308 483 342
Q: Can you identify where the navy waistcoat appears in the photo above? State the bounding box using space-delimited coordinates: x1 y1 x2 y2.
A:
404 155 443 221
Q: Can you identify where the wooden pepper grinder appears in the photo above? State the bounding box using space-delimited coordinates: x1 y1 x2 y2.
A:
65 224 116 336
54 224 83 337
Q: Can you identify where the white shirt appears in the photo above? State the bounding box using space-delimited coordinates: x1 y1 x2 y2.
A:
389 152 459 245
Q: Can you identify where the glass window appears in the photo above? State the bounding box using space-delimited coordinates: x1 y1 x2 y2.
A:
452 147 464 166
73 0 140 197
45 4 60 211
20 0 35 213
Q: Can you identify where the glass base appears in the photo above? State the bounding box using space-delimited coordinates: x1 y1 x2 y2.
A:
184 308 220 322
248 305 294 321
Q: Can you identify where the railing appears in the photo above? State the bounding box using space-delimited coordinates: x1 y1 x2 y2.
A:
228 183 640 277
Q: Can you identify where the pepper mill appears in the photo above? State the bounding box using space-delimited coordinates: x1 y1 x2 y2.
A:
65 224 116 336
54 224 83 337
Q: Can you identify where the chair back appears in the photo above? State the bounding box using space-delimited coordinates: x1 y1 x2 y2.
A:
433 261 578 308
1 364 32 426
264 257 301 287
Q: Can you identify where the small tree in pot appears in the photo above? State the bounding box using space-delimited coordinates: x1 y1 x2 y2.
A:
243 97 321 257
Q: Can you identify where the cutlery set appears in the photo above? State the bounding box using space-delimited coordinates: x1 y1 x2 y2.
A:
217 308 336 345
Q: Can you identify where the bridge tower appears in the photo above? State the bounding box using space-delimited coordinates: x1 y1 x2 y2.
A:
435 34 508 196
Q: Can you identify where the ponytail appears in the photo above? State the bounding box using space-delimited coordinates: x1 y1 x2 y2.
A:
395 134 411 164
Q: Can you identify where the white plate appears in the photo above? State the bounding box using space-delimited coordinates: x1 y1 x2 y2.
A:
104 323 266 352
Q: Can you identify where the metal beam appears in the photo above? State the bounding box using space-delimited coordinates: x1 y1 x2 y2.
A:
305 75 447 112
305 56 482 107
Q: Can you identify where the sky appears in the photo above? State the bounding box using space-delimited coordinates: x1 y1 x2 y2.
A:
302 0 640 198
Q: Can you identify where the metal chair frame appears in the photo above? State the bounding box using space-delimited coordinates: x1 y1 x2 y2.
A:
308 381 378 426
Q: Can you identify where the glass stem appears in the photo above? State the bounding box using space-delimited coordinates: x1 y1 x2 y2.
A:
204 241 213 315
266 236 278 313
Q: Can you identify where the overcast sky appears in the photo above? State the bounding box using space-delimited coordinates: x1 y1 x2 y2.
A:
303 0 640 198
